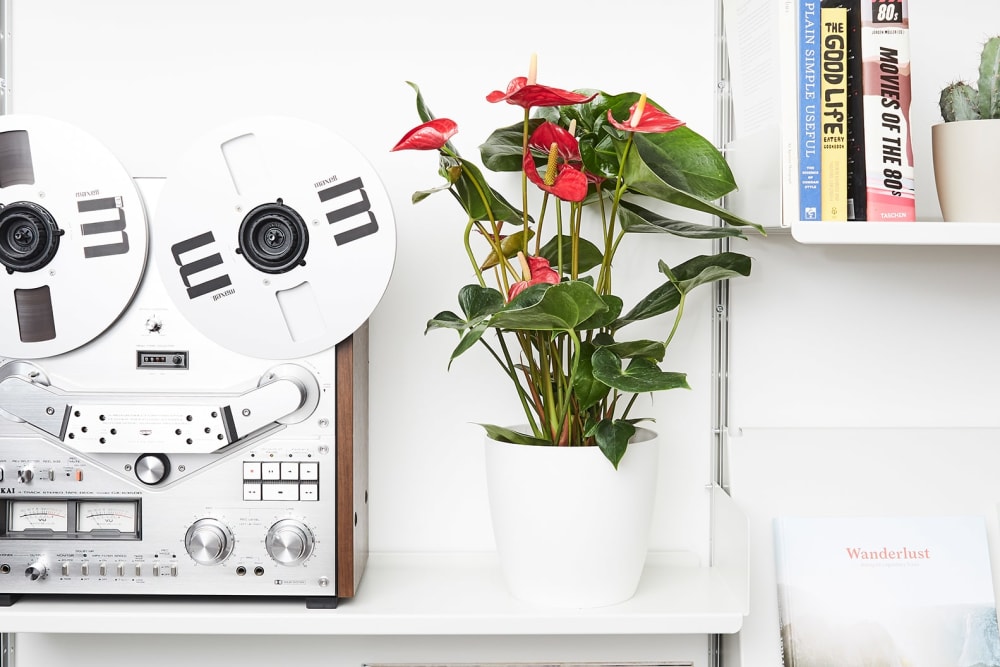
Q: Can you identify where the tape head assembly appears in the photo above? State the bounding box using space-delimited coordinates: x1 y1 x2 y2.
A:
0 115 148 359
154 116 397 360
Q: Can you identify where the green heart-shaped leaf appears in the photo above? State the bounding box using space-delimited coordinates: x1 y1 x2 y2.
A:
458 285 505 321
618 200 747 239
479 119 545 172
591 348 689 393
572 341 611 411
491 281 608 331
615 252 752 328
589 419 636 469
538 234 605 274
480 423 552 446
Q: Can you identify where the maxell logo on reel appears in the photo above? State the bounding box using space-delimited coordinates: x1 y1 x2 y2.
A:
170 231 233 300
317 176 379 246
79 195 129 258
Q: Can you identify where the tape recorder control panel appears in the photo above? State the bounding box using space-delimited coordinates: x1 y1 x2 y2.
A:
0 115 394 607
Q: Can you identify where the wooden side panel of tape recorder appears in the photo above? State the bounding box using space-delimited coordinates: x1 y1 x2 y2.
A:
335 321 369 598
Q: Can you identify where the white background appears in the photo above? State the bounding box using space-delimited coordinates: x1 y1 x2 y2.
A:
7 1 1000 666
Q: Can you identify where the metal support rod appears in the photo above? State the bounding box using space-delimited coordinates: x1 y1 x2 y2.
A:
712 0 734 500
711 0 735 665
1 632 13 667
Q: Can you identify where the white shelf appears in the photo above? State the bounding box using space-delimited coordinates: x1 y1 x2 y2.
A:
790 220 1000 245
0 551 746 636
0 487 748 637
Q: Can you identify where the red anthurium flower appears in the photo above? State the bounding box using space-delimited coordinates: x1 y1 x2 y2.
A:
528 122 581 163
607 96 685 134
522 122 588 202
487 76 597 109
507 253 560 301
391 118 458 151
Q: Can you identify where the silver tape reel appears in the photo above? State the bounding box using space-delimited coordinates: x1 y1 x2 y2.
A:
0 115 148 359
153 116 396 360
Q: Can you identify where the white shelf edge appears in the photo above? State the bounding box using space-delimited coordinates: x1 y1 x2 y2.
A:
0 547 747 636
790 220 1000 245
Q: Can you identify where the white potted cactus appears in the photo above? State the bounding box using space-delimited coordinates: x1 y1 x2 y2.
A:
932 36 1000 222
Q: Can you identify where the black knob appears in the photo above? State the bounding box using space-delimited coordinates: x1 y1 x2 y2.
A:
135 453 170 485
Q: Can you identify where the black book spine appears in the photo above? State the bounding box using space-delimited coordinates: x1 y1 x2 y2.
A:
822 0 866 220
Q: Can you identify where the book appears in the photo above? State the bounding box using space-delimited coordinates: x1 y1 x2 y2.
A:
819 6 848 220
821 0 866 220
859 0 915 221
774 515 1000 667
797 0 821 222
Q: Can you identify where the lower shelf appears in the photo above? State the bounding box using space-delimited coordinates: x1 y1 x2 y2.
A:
0 548 747 636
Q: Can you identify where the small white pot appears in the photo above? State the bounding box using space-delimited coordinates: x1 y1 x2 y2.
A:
484 428 659 608
932 119 1000 222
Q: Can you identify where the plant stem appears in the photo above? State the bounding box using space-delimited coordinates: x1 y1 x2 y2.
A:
597 133 636 294
463 166 517 291
463 219 486 287
555 205 564 278
621 392 640 420
494 333 541 436
664 291 686 348
521 107 531 253
569 204 583 280
534 194 550 255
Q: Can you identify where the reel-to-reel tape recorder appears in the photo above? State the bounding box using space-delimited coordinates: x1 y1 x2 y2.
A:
0 114 395 608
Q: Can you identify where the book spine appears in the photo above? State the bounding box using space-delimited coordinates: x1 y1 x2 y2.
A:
860 0 915 221
842 0 867 220
820 7 848 220
798 0 821 221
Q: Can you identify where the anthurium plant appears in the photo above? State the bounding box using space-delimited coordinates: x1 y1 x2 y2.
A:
392 58 762 467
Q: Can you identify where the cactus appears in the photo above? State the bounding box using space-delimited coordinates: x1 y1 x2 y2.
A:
977 36 1000 119
940 82 980 121
940 36 1000 121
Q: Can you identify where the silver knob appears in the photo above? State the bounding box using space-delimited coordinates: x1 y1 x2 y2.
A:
25 561 47 581
265 519 314 566
184 519 234 565
135 453 170 485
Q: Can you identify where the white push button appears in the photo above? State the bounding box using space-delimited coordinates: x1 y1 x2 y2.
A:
300 462 318 480
243 462 261 480
262 462 281 480
300 483 319 501
280 462 299 480
262 484 299 501
243 483 262 500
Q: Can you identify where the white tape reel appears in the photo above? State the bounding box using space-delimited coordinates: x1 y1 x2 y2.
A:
0 115 148 359
153 116 396 360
